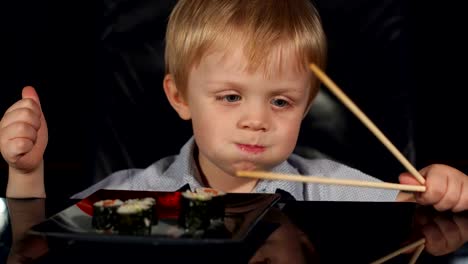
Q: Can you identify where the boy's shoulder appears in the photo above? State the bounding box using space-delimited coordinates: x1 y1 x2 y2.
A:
71 155 180 199
71 137 201 199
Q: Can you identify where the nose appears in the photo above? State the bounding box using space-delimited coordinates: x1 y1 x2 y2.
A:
237 105 270 132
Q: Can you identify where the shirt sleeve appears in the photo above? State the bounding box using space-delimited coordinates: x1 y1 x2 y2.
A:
70 169 140 199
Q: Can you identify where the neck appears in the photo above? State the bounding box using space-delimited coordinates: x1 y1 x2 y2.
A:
203 171 259 193
194 149 258 193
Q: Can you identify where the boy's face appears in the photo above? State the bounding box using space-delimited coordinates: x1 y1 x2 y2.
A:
176 44 312 178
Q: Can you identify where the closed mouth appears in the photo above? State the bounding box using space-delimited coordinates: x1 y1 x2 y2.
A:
236 144 266 154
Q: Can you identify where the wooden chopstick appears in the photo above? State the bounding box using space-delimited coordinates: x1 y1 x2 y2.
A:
309 63 426 185
236 171 426 192
370 238 426 264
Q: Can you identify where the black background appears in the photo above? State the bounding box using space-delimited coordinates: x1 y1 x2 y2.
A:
1 0 467 198
0 1 98 197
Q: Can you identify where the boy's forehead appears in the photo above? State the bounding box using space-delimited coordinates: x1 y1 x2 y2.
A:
195 43 308 80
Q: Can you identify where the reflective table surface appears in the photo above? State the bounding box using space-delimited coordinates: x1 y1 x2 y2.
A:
1 196 467 264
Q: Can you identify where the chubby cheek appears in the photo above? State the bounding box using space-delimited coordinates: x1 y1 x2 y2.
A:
192 117 221 142
276 127 300 161
274 117 302 155
191 108 234 151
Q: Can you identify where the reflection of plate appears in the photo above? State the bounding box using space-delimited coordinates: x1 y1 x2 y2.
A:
27 189 280 245
51 205 93 232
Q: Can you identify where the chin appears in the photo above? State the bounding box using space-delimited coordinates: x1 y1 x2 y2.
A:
232 161 259 172
232 159 278 173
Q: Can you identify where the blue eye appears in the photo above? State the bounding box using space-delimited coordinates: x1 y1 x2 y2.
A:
271 98 289 107
217 94 241 102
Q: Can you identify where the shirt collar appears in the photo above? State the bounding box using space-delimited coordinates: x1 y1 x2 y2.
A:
163 137 203 191
254 159 304 200
164 136 304 200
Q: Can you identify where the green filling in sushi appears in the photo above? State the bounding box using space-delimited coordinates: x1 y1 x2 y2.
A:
116 198 156 235
179 190 216 232
92 197 157 235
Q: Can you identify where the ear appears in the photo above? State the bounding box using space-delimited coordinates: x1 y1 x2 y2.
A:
163 74 191 120
302 88 319 119
303 101 313 119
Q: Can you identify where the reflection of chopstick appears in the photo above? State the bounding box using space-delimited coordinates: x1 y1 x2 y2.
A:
370 238 426 264
236 171 426 192
309 63 425 185
409 244 426 264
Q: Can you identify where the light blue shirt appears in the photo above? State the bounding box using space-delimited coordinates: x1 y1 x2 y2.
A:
72 137 399 201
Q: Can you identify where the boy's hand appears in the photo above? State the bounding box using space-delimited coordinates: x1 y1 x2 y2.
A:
0 86 48 173
399 164 468 212
1 86 48 198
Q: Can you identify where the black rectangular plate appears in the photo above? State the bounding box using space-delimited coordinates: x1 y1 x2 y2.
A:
28 189 281 245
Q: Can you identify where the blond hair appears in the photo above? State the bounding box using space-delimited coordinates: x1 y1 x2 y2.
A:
165 0 327 102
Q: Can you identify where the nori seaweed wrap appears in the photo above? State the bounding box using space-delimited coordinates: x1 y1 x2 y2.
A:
195 187 226 223
92 199 123 231
178 191 213 232
116 197 156 235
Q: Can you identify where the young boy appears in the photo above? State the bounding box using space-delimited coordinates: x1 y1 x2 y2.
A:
1 0 467 212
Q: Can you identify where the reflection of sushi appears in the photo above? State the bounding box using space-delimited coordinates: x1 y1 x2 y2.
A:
116 198 156 235
92 199 123 231
179 191 213 232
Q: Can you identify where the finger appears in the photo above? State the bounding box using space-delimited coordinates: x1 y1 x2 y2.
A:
1 122 38 143
22 86 42 107
0 123 37 160
399 172 423 186
400 168 429 204
433 174 462 212
0 108 41 130
417 165 448 206
2 138 34 163
453 179 468 212
4 98 42 117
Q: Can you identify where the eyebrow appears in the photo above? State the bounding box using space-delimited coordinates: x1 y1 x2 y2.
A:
270 87 304 94
206 82 306 100
206 80 244 89
206 80 305 92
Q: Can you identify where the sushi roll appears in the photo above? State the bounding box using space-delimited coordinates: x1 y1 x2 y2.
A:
178 190 213 232
195 187 226 223
92 199 123 231
116 197 156 235
194 187 226 197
